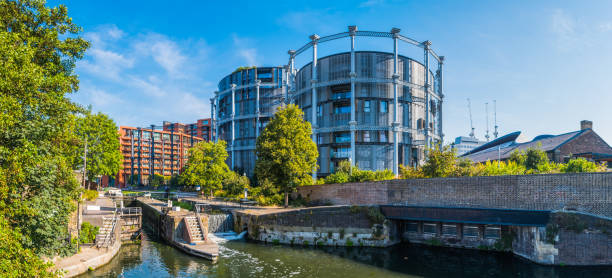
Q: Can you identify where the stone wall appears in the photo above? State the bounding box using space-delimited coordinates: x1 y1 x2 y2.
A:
234 206 398 247
296 172 612 218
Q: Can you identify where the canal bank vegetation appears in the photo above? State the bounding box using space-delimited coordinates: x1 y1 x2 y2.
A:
77 222 100 245
321 160 394 184
0 0 127 276
399 145 606 179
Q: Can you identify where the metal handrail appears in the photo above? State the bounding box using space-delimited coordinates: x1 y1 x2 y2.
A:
97 208 119 248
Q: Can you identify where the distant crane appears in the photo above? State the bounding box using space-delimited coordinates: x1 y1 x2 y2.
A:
485 102 490 142
493 100 499 139
467 98 475 138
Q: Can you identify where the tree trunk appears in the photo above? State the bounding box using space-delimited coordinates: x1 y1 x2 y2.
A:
210 189 213 200
284 190 289 208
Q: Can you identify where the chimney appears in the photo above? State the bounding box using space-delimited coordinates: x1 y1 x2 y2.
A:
580 120 593 130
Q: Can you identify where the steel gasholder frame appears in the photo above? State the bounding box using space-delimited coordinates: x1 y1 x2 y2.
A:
287 26 444 178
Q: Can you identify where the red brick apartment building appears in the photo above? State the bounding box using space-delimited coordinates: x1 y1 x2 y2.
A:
116 126 204 187
163 118 213 142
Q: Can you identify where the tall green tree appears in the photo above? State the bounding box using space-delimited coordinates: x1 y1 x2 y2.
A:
255 104 318 207
0 0 89 261
180 140 230 198
421 145 459 178
74 112 122 188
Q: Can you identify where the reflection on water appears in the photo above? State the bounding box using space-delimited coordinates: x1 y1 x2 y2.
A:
80 229 612 278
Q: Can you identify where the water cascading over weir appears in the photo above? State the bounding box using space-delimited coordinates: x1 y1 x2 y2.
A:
208 213 234 233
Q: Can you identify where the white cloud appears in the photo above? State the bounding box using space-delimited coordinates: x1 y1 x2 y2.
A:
127 76 167 98
550 9 584 50
82 87 124 107
134 34 187 77
599 22 612 32
551 9 575 38
80 48 134 81
232 34 259 66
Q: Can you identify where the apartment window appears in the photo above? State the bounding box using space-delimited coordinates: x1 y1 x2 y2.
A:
406 222 418 233
364 101 371 112
484 226 501 239
363 132 370 142
442 224 458 237
334 105 350 114
463 225 479 238
333 91 349 100
335 133 350 143
380 131 387 142
380 101 388 113
317 105 322 117
423 223 437 235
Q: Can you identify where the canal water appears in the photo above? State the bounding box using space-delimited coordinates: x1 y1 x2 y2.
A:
79 229 612 278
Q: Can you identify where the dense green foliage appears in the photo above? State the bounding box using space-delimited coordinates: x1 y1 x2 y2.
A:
82 189 98 201
148 174 165 187
255 104 319 207
323 160 394 184
249 179 283 206
0 217 59 277
421 146 459 178
215 171 250 200
399 145 606 179
77 222 99 244
73 112 122 188
0 0 89 267
180 140 231 197
560 157 606 173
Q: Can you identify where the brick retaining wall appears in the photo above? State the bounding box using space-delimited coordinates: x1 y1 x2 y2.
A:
296 172 612 218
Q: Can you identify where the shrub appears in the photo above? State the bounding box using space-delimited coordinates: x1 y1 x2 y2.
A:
399 164 425 179
82 189 98 201
324 171 349 184
78 222 100 244
323 160 395 184
561 158 606 173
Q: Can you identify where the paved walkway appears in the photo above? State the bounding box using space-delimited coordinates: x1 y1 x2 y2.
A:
53 239 121 277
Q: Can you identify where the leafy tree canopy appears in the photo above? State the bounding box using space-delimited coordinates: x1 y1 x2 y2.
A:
421 145 459 178
255 104 318 207
73 111 122 187
0 0 89 259
180 140 230 197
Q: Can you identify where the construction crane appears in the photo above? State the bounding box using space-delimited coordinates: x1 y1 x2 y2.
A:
493 100 499 139
485 102 490 142
467 98 475 138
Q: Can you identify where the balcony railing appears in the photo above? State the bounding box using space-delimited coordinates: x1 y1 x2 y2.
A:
331 151 350 158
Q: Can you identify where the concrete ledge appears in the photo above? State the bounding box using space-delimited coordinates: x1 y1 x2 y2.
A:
53 238 122 277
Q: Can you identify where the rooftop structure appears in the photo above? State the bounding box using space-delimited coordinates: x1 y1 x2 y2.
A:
461 120 612 167
163 118 213 142
452 136 486 156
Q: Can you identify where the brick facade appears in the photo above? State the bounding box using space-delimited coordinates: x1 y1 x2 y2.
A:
557 129 612 163
296 172 612 218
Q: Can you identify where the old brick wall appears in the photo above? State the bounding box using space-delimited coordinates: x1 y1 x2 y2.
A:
558 130 612 158
296 172 612 218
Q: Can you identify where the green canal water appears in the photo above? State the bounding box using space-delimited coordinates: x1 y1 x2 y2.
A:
79 230 612 278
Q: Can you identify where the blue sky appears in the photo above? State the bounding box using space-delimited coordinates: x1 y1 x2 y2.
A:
51 0 612 144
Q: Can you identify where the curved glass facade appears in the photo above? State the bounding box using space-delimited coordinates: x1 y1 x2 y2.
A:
294 51 442 175
212 67 285 176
